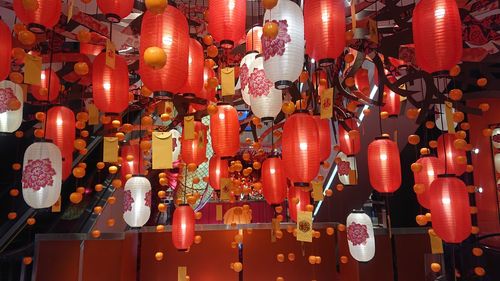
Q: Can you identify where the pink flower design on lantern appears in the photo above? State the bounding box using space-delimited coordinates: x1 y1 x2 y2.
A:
22 158 56 191
347 222 369 246
248 69 272 97
262 20 291 60
123 190 134 212
338 160 351 176
0 87 18 113
240 63 250 90
144 190 152 208
493 133 500 143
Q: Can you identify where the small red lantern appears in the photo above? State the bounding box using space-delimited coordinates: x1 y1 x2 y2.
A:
208 156 229 190
209 104 240 157
288 185 310 222
413 156 443 209
246 26 263 54
192 66 216 111
97 0 134 23
437 133 466 176
0 19 11 81
181 121 207 166
367 136 401 193
314 116 332 162
339 118 360 156
179 38 204 97
13 0 61 33
207 0 246 48
262 156 287 205
92 52 129 114
46 106 75 179
31 69 60 102
121 144 144 182
172 204 195 251
382 77 401 117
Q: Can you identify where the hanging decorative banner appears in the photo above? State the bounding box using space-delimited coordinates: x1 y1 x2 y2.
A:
296 211 313 242
216 204 223 221
24 54 42 85
67 0 74 23
103 137 119 163
87 103 99 125
51 196 61 212
152 131 173 169
183 116 195 140
429 233 444 254
368 18 378 44
271 218 280 242
105 39 116 69
311 181 324 202
321 88 333 119
221 67 235 96
220 178 232 201
178 266 187 281
350 1 357 30
444 101 455 134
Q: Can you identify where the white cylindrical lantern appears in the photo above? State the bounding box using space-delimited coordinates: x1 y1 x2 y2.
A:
0 80 23 133
170 129 181 162
22 141 62 209
240 51 258 106
346 211 375 262
435 104 457 132
495 153 500 173
262 0 304 89
337 152 358 186
248 56 283 120
123 175 152 227
492 127 500 149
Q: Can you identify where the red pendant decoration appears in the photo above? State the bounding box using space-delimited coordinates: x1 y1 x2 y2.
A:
13 0 61 33
246 26 263 54
413 156 443 209
288 185 310 222
262 156 287 205
172 204 195 251
0 19 11 81
208 156 229 190
92 52 129 114
181 121 207 166
46 106 75 180
207 0 246 48
31 69 60 102
339 118 361 156
367 137 401 193
437 133 467 176
97 0 134 22
314 116 332 162
179 38 204 97
209 104 240 157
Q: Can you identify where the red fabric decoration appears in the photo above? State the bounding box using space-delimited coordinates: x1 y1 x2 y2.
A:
92 52 129 114
207 0 246 48
413 156 443 209
339 118 360 156
181 121 207 166
97 0 134 22
367 137 401 193
209 104 240 157
46 106 75 179
0 19 11 81
208 156 229 190
172 204 195 251
288 185 310 222
382 77 401 117
314 116 332 162
429 176 471 243
412 0 462 73
246 26 263 54
304 0 345 65
31 69 60 102
262 157 287 205
437 133 467 176
13 0 61 32
179 39 204 97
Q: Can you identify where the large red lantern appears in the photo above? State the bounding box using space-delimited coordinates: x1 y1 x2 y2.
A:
179 38 204 97
246 26 263 54
172 204 195 251
282 112 320 187
46 106 75 179
314 116 332 162
437 133 466 176
304 0 345 66
339 118 361 156
429 175 471 243
97 0 134 22
209 104 240 157
208 156 229 190
0 19 11 81
13 0 61 33
181 121 207 166
412 0 462 73
207 0 246 48
367 137 401 193
140 6 188 98
92 52 129 114
382 77 401 117
31 69 60 102
413 156 443 209
288 185 310 222
262 156 287 205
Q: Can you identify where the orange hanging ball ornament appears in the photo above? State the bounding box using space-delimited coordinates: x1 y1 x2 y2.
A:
206 45 218 58
144 46 167 70
74 62 89 76
145 0 167 14
263 0 278 10
263 21 279 39
202 34 213 46
18 30 36 45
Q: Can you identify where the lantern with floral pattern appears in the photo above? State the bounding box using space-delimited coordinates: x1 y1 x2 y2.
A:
0 81 23 133
346 211 375 262
123 175 151 227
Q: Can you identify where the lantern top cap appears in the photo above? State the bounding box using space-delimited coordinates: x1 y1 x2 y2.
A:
351 209 366 214
437 174 457 178
178 203 190 207
245 50 259 56
131 174 147 178
293 109 310 114
374 135 391 140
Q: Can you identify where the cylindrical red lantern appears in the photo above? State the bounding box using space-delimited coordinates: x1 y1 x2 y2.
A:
207 0 246 48
13 0 61 33
282 112 320 187
46 106 75 179
412 0 462 73
382 77 400 117
429 175 471 243
208 156 229 190
339 118 361 156
139 6 188 98
209 104 240 157
246 26 263 54
192 66 216 111
0 19 11 81
121 144 144 182
181 121 207 166
262 156 287 205
314 116 332 162
304 0 345 66
92 52 129 114
437 133 467 176
413 156 443 209
367 136 401 193
179 38 204 97
172 204 195 251
288 185 310 222
31 69 60 102
97 0 134 22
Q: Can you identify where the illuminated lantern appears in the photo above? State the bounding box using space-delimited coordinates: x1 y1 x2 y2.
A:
429 175 471 243
339 118 360 156
0 81 23 133
413 156 443 209
210 104 239 157
121 144 144 181
492 128 500 149
435 104 457 132
282 112 320 187
288 185 310 222
262 156 287 205
181 121 207 166
207 0 246 48
304 0 345 66
199 66 216 101
437 133 466 176
262 0 304 89
123 175 151 227
209 156 229 190
172 204 195 251
0 19 11 81
314 116 331 162
367 137 401 193
382 79 401 117
13 0 61 33
92 52 129 114
31 69 60 102
22 141 62 208
413 0 462 73
46 106 75 179
248 56 282 121
139 6 189 98
346 211 375 262
246 26 263 53
240 52 258 105
179 38 204 97
337 152 358 186
97 0 134 22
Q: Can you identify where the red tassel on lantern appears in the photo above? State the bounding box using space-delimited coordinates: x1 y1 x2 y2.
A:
304 0 345 66
13 0 61 33
92 52 129 114
31 69 60 102
288 185 310 222
209 104 240 157
181 121 207 166
97 0 134 22
179 38 204 97
246 26 263 54
429 175 471 243
314 116 332 162
367 137 401 193
209 156 229 190
262 156 287 205
0 19 11 81
339 118 361 156
412 0 462 73
46 106 75 179
207 0 246 48
172 204 195 251
413 156 443 209
437 133 466 176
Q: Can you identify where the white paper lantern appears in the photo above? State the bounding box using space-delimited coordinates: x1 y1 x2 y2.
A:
337 152 358 186
248 56 283 120
435 104 457 132
492 127 500 149
0 80 23 133
170 129 181 162
123 175 152 227
346 211 375 262
240 52 258 106
495 153 500 174
262 0 304 89
22 142 62 209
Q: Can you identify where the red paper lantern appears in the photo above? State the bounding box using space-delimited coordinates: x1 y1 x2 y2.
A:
0 19 11 81
172 204 195 251
339 118 360 156
181 121 207 166
121 144 144 182
412 0 462 73
209 104 240 157
97 0 134 22
179 38 204 97
288 185 310 222
262 156 287 205
429 175 471 243
207 0 246 48
46 106 75 179
13 0 61 33
304 0 345 66
139 6 188 98
282 112 320 187
367 137 401 193
246 26 263 54
31 69 60 102
314 116 332 162
208 156 229 190
413 156 443 209
437 133 466 176
92 52 129 114
382 77 401 117
192 66 216 111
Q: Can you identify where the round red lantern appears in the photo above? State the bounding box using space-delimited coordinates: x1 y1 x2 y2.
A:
437 133 466 176
208 156 229 190
413 156 443 209
314 115 332 162
139 6 188 98
412 0 462 73
207 0 246 48
282 112 320 187
288 185 310 222
179 38 204 98
97 0 134 23
172 204 195 251
367 136 401 193
13 0 61 33
209 104 240 157
181 121 207 166
382 77 401 117
246 26 263 54
339 118 360 156
46 106 75 180
429 175 471 243
92 52 129 114
304 0 345 66
31 69 60 102
0 19 11 81
262 156 287 205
